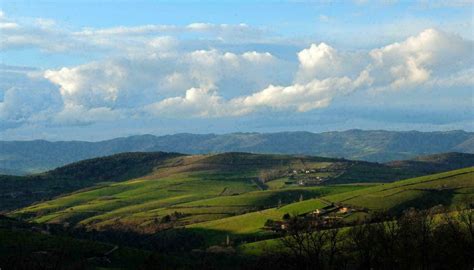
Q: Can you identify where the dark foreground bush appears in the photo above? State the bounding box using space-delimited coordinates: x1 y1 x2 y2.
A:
251 207 474 270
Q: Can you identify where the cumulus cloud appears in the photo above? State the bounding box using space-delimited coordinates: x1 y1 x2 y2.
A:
1 15 472 128
0 66 63 129
42 49 286 113
145 28 472 118
367 28 473 91
147 70 372 117
52 104 121 126
296 28 473 92
0 86 60 123
296 43 368 83
146 87 230 117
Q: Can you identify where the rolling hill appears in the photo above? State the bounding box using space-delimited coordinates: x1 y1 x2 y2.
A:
6 151 473 240
3 151 473 213
0 152 183 211
191 167 474 247
2 129 473 175
2 149 472 270
6 152 361 222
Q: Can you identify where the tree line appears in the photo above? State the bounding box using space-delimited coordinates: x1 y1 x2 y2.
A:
252 206 473 270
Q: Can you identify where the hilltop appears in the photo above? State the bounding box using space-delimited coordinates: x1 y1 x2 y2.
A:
1 130 473 175
0 152 182 211
387 152 474 173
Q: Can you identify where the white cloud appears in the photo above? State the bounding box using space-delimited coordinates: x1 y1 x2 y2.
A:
146 87 230 117
242 51 274 62
75 22 256 37
0 11 266 53
0 22 18 30
1 21 472 126
0 87 57 122
43 50 284 113
53 104 121 125
148 36 178 50
234 68 372 114
297 43 340 81
295 28 473 93
145 28 471 118
146 70 372 117
367 28 473 91
44 57 177 109
0 67 63 129
296 43 368 83
425 68 474 88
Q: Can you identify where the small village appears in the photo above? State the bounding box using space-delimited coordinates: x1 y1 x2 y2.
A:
285 163 347 186
265 203 368 233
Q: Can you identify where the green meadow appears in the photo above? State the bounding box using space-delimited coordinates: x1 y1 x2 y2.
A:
6 152 473 261
189 167 474 245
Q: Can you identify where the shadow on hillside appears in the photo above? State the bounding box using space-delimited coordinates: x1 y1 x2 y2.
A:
390 188 455 214
0 152 183 211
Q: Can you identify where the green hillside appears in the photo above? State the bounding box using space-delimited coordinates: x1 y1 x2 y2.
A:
0 152 183 211
4 151 473 214
323 166 474 212
8 153 473 230
3 152 473 269
11 154 367 231
189 167 474 245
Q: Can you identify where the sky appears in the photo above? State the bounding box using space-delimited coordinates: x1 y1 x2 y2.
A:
0 0 473 141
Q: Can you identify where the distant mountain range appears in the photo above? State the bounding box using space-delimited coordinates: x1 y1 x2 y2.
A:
1 130 473 175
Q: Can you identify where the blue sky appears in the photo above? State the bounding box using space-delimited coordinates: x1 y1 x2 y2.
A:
0 0 473 140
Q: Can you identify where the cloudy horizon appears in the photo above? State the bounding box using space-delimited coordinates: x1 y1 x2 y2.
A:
0 0 473 141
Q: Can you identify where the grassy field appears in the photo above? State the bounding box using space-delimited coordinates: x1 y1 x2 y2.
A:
239 166 474 256
13 167 367 232
323 166 474 212
11 152 380 229
7 152 474 254
13 171 257 226
189 167 474 246
5 152 472 213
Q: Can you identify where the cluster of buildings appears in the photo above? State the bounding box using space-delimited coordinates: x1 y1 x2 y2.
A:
265 204 367 232
286 168 329 185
